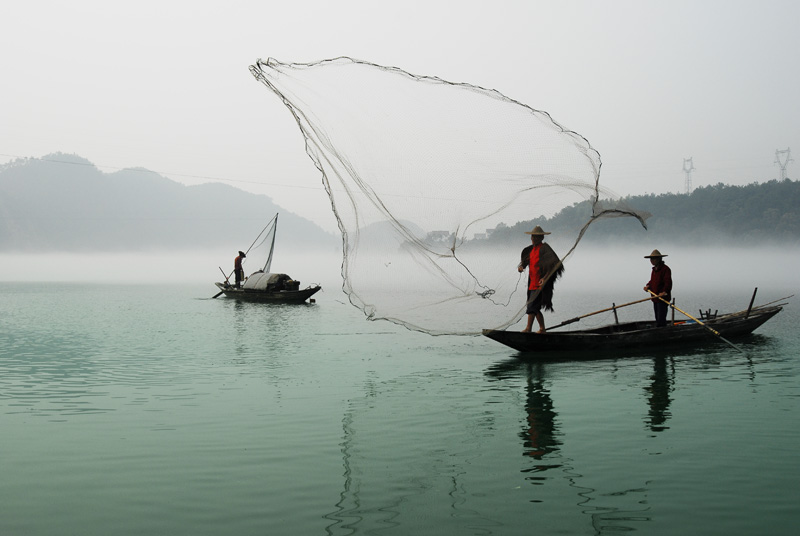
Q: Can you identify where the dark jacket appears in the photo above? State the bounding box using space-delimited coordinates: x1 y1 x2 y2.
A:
646 262 672 301
520 242 564 312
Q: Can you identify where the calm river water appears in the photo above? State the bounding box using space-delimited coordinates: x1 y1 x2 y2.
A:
1 282 798 535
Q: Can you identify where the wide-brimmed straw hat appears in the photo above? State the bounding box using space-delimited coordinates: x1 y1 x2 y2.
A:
524 225 550 236
644 249 667 258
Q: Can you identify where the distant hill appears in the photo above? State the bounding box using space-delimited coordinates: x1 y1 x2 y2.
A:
0 153 339 253
482 179 800 247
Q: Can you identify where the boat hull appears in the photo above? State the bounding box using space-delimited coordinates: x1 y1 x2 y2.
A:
482 306 782 355
214 282 321 303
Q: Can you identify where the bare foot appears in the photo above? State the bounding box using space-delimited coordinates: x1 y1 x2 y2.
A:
536 328 546 334
521 328 531 333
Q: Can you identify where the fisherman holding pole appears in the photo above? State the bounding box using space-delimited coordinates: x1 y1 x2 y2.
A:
643 249 672 327
234 250 247 288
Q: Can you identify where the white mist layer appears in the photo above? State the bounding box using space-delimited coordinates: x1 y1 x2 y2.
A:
0 249 344 290
1 246 796 313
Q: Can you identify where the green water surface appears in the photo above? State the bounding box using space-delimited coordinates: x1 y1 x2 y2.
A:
1 283 798 535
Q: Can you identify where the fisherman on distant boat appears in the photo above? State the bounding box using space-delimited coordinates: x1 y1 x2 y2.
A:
518 226 564 333
234 250 246 288
643 249 672 327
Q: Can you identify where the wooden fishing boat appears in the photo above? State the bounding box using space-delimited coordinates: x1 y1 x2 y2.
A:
214 279 321 303
482 302 784 354
213 213 321 303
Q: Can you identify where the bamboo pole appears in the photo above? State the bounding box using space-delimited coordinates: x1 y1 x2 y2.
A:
647 290 744 353
548 296 653 331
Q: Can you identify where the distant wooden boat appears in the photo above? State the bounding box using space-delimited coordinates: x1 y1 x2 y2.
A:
214 279 321 303
483 303 783 355
213 213 321 303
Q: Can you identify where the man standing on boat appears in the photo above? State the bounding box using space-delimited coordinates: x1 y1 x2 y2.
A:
518 226 564 333
234 250 246 288
643 249 672 327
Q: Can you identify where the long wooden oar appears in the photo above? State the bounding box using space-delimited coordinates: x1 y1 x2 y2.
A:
647 290 744 353
212 267 231 299
548 296 654 330
746 294 794 310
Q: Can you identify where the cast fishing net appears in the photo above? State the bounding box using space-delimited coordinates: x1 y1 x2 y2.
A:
250 57 648 335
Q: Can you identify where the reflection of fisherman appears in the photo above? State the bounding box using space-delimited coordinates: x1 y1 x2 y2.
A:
234 250 246 288
643 249 672 327
518 226 564 333
645 357 673 432
521 363 561 462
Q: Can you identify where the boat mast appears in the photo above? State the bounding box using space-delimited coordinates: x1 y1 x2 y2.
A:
263 213 278 273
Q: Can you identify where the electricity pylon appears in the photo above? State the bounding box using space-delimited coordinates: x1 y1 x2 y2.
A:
775 148 793 180
682 157 694 194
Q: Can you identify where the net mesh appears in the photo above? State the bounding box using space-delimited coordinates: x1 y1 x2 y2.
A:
250 57 648 335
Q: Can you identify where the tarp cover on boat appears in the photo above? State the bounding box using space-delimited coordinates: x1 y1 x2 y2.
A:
242 272 292 291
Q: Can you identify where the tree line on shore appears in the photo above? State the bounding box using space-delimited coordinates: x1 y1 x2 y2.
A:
480 179 800 246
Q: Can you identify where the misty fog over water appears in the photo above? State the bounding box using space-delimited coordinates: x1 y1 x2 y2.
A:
2 245 796 318
563 244 799 293
0 249 336 288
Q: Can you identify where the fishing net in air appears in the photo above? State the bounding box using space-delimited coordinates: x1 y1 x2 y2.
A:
250 57 648 335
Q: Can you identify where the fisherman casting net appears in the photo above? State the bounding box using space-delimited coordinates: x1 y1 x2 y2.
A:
250 57 648 335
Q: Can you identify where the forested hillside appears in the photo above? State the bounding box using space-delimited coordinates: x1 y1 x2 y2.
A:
485 179 800 246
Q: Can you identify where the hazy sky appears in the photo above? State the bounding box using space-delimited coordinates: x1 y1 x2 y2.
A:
3 0 798 227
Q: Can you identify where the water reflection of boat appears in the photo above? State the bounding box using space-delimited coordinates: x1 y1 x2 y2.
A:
486 357 675 531
483 302 783 355
213 214 321 303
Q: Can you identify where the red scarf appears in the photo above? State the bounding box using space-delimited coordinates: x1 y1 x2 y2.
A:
528 244 541 290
